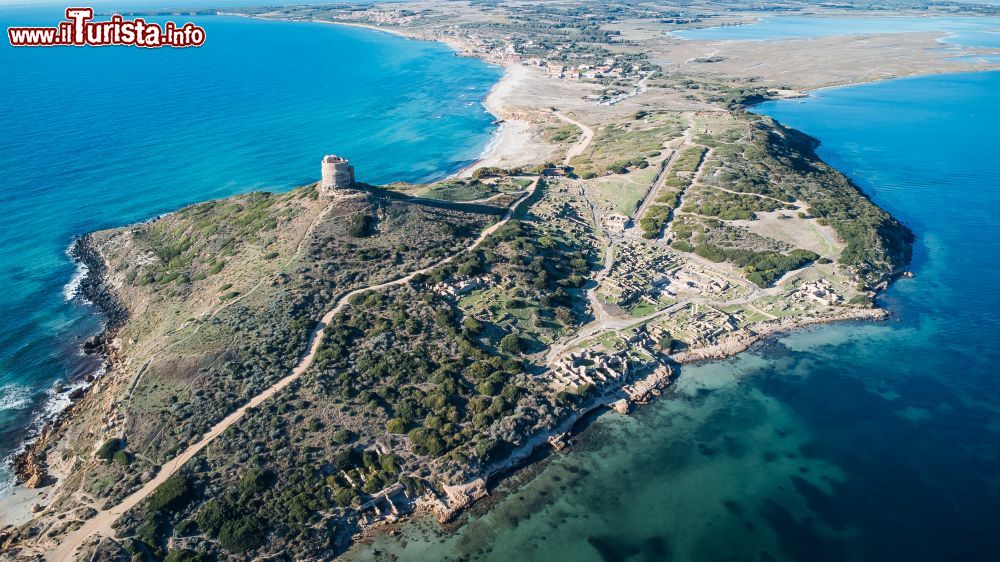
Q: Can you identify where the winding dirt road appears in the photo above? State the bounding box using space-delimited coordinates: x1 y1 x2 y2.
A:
554 111 594 166
50 107 597 561
47 180 540 562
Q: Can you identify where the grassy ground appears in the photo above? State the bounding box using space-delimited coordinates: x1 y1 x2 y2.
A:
584 165 660 216
569 111 684 178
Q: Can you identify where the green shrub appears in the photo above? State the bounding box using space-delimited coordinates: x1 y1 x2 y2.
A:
173 519 197 537
164 550 209 562
323 430 352 446
386 418 407 434
461 317 483 334
195 500 226 536
348 214 373 237
499 334 523 354
476 379 501 396
238 468 273 495
671 240 694 252
135 515 165 553
218 515 266 553
113 450 131 466
146 474 194 514
694 244 819 287
333 487 356 508
96 438 123 461
407 428 445 456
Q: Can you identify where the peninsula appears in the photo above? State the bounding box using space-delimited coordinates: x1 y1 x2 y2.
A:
7 0 994 559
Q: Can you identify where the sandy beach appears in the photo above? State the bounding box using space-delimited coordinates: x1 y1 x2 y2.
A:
0 485 44 529
270 16 549 178
455 64 552 176
3 4 961 557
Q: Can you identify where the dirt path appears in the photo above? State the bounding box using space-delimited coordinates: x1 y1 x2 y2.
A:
50 106 591 561
539 116 766 366
554 111 594 166
47 179 541 562
542 113 622 359
121 200 344 441
461 189 528 205
665 144 713 225
706 184 797 207
631 149 677 226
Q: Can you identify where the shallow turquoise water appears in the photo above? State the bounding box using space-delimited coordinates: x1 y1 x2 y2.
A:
347 71 1000 561
672 15 1000 45
0 8 501 490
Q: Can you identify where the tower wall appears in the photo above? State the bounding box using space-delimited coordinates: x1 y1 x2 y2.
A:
320 155 355 194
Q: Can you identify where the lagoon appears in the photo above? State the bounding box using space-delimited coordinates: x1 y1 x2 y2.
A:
672 15 1000 46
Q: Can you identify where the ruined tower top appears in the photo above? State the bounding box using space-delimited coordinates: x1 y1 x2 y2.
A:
320 154 355 194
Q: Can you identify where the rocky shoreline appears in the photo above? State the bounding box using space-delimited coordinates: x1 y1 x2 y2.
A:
407 306 886 525
672 307 888 364
10 235 126 489
73 234 128 344
1 16 920 557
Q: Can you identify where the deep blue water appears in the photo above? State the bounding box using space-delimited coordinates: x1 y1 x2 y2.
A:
0 8 501 491
672 15 1000 45
346 71 1000 562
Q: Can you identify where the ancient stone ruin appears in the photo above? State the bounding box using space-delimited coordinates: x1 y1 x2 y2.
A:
320 154 355 194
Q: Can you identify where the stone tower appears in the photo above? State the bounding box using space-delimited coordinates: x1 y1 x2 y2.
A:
320 154 355 194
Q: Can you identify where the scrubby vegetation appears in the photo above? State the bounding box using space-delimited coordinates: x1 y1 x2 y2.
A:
679 114 912 287
653 77 776 110
9 0 925 556
115 279 567 559
639 204 672 238
77 192 497 508
414 176 533 202
694 244 819 287
131 190 301 291
111 180 601 560
548 123 581 144
569 111 683 178
638 145 705 238
451 179 601 348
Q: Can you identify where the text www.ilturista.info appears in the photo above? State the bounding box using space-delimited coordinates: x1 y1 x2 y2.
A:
8 8 206 47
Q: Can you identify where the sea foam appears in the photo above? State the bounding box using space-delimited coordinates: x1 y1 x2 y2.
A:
0 385 32 412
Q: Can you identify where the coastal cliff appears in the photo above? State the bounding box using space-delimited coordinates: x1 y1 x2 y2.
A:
10 236 127 491
2 107 914 561
0 4 933 556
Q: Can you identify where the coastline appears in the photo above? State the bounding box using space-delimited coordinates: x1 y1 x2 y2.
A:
229 13 542 180
302 19 918 533
26 237 126 437
0 236 125 531
1 15 511 514
0 12 929 556
1 15 525 537
339 305 893 555
313 19 546 177
796 66 1000 96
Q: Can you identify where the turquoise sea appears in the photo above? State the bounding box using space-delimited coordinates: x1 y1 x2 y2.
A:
0 8 501 492
3 7 1000 559
345 71 1000 561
